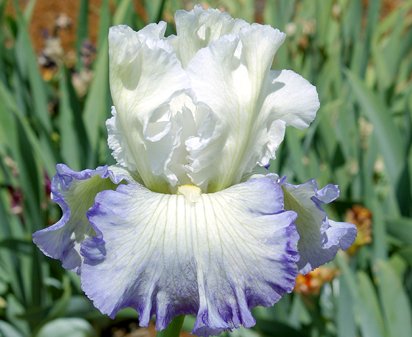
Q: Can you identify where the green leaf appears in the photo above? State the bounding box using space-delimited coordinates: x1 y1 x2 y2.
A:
81 40 109 167
386 217 412 244
345 70 404 184
284 128 307 181
0 239 33 254
113 0 133 25
0 78 55 176
337 275 356 337
14 9 51 133
156 316 184 337
45 276 72 321
83 0 138 166
367 196 388 260
0 192 25 304
375 259 412 337
22 0 37 22
97 0 111 49
356 271 386 337
398 247 412 266
288 295 311 328
5 294 29 336
35 318 96 337
144 0 161 23
58 67 88 170
255 318 309 337
64 296 100 318
336 254 385 337
0 321 24 337
76 0 89 70
0 92 17 150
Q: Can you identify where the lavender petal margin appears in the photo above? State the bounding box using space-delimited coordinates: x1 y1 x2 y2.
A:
32 164 128 273
282 179 357 274
79 177 300 337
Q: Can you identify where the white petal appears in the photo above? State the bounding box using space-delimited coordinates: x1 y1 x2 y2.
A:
108 24 189 190
106 106 137 171
185 101 226 189
108 89 224 192
141 90 217 189
260 70 320 129
173 5 248 67
258 119 286 167
80 177 299 336
108 18 319 193
187 25 286 191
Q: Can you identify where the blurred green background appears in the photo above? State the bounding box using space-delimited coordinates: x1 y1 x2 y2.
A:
0 0 411 336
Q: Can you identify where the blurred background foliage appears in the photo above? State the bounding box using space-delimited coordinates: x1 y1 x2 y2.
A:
0 0 411 336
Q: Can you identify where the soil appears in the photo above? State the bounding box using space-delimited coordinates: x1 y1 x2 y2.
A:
8 0 406 54
6 0 150 53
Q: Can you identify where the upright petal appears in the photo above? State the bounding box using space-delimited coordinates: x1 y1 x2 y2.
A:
108 89 224 193
80 177 298 336
260 70 319 129
32 164 125 272
173 5 248 67
141 90 223 191
187 24 287 191
108 24 189 190
185 103 227 190
282 180 357 274
108 11 320 193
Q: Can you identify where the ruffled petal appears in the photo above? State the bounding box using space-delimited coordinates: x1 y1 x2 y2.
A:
173 5 248 67
32 164 125 272
186 24 286 191
107 90 223 193
106 106 136 173
108 12 320 192
185 104 226 190
281 180 357 274
260 70 319 129
80 177 299 336
108 24 190 190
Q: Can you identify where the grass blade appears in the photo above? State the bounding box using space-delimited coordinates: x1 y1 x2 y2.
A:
346 70 404 184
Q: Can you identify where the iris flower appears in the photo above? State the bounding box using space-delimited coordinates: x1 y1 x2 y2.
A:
33 6 356 337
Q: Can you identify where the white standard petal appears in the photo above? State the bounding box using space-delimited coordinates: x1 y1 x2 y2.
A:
187 24 286 191
260 70 320 129
108 24 189 190
185 102 227 190
108 89 224 192
80 177 299 336
142 90 225 191
173 5 248 67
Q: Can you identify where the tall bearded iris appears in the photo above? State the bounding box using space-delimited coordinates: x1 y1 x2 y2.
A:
33 6 356 337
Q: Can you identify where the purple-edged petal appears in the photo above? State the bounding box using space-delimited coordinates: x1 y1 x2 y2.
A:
32 164 126 272
80 177 299 336
282 180 357 274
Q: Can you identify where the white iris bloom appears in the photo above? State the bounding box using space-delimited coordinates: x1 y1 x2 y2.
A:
33 6 356 337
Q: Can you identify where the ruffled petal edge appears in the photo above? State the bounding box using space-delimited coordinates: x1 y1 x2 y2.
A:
32 164 129 272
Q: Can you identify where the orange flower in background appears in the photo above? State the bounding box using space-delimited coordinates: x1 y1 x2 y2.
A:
294 267 338 296
345 205 372 255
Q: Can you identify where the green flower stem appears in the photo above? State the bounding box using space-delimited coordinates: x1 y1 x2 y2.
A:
156 316 185 337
